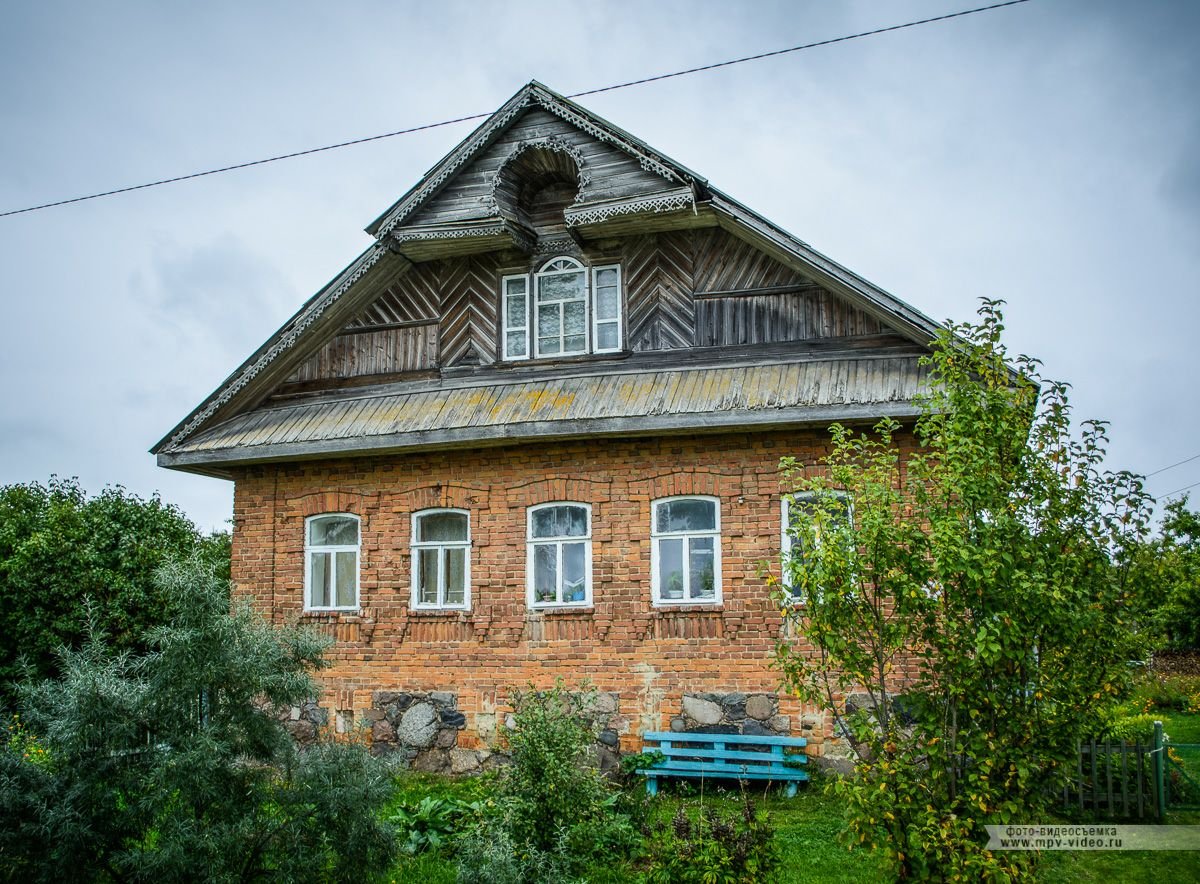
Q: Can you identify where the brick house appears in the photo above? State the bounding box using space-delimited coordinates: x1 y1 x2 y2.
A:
154 82 941 770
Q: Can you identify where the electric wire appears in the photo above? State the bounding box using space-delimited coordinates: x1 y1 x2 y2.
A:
1161 479 1200 501
1145 452 1200 478
0 0 1032 220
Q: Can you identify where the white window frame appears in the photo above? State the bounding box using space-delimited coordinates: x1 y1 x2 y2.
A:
526 502 593 609
501 273 531 361
591 263 623 354
781 491 853 604
304 513 360 612
501 257 624 362
410 508 471 611
534 256 589 359
651 495 721 606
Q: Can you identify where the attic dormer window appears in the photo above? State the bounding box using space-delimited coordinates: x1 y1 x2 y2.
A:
502 256 622 361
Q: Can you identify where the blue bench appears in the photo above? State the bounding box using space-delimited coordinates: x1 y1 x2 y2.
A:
636 731 809 797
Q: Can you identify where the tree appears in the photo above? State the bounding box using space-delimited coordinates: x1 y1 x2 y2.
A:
0 554 397 883
0 477 227 704
777 300 1151 880
1130 496 1200 651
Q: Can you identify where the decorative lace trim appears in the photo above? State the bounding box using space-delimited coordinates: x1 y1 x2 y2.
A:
565 191 694 227
167 246 389 448
374 94 533 239
373 85 685 239
485 135 591 214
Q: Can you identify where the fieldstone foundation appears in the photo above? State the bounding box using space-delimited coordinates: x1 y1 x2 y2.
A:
278 699 327 744
671 692 791 737
365 690 476 771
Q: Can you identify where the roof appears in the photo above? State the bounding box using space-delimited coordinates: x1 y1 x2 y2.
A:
158 342 931 477
154 81 947 471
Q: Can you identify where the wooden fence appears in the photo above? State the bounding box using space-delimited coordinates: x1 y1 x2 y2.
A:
1061 721 1167 821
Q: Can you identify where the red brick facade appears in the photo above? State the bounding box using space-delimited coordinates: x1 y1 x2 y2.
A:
230 426 919 756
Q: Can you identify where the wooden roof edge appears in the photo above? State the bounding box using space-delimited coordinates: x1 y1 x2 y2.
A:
364 81 710 240
258 337 927 412
150 243 410 455
706 191 946 348
156 400 924 473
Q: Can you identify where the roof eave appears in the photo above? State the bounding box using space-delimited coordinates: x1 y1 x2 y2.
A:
156 400 924 473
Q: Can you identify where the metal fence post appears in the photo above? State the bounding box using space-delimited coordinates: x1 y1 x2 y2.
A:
1154 720 1166 822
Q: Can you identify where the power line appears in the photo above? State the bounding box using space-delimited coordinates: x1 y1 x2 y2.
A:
0 0 1032 221
1145 451 1200 478
1161 479 1200 501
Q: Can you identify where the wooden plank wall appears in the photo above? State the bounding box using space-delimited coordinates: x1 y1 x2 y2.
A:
287 227 895 382
438 254 501 366
694 290 886 347
624 231 695 351
626 228 889 351
408 109 673 228
287 325 439 381
286 262 442 382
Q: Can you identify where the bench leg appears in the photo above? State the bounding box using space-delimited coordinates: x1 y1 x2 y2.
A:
646 776 658 797
785 782 798 798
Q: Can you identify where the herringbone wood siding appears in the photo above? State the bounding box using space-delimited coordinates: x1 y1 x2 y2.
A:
440 254 501 366
286 226 897 383
346 263 441 327
692 228 809 293
624 232 695 351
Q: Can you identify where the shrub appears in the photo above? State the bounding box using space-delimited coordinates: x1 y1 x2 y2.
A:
642 798 780 884
0 553 396 883
499 681 631 857
454 823 577 884
1100 712 1158 744
452 679 640 880
388 795 483 855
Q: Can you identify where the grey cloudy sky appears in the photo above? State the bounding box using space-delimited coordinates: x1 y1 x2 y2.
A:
1 0 1197 533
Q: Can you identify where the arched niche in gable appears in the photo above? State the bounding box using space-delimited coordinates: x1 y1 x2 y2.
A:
489 138 588 239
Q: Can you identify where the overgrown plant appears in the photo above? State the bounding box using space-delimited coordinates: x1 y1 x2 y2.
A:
458 679 640 879
1129 496 1200 651
642 798 780 884
0 477 229 705
0 554 396 883
777 300 1152 880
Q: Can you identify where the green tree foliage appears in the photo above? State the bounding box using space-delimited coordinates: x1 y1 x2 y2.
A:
1130 496 1200 651
0 554 396 883
0 477 228 704
456 681 641 880
777 300 1152 880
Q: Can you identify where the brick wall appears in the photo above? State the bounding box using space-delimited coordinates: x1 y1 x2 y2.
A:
230 427 919 757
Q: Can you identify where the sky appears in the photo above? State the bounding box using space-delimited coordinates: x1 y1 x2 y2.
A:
1 0 1198 534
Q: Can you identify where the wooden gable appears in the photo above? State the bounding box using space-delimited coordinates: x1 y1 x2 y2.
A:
155 82 939 474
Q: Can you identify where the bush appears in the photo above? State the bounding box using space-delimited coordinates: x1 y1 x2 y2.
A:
454 823 577 884
0 477 229 705
451 680 641 881
498 681 634 858
1100 712 1158 743
0 553 396 883
642 798 780 884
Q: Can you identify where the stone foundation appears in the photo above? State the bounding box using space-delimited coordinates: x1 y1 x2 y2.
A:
364 690 487 772
671 692 791 737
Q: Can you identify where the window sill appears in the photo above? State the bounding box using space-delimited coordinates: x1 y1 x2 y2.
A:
651 603 724 613
301 608 361 619
495 350 632 370
408 607 471 618
528 605 593 615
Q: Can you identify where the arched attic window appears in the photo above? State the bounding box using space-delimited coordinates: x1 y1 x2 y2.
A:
503 256 623 360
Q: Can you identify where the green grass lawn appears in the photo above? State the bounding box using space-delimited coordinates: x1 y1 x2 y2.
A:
385 730 1200 884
